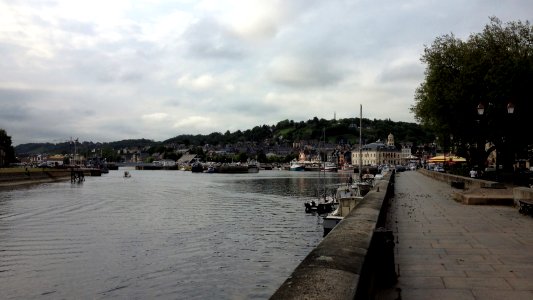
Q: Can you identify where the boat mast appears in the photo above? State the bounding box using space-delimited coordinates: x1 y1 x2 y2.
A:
323 127 326 199
359 105 363 182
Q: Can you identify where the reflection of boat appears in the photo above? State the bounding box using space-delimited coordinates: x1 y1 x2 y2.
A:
123 171 131 178
289 160 305 171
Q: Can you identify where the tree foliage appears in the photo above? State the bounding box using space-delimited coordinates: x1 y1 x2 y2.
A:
411 17 533 165
0 129 16 166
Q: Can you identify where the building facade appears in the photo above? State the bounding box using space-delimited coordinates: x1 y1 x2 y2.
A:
352 133 402 166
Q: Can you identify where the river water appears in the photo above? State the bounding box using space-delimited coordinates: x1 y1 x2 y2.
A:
0 169 350 299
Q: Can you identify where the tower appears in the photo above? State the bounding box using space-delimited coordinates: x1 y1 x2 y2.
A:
387 133 394 147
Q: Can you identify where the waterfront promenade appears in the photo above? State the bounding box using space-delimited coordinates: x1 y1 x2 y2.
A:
385 171 533 299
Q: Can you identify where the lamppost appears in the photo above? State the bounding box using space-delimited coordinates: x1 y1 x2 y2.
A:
476 101 515 181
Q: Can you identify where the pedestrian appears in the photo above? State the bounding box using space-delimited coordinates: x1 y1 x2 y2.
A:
469 168 477 178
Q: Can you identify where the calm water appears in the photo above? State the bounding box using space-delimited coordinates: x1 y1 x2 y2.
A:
0 169 350 299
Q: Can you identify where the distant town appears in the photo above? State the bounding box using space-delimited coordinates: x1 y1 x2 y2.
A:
8 117 436 170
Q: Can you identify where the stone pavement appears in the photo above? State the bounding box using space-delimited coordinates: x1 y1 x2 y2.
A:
383 171 533 299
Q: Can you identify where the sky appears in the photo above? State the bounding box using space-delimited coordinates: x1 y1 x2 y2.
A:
1 0 532 145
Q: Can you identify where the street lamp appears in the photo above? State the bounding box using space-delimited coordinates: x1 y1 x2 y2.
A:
477 102 514 116
477 103 485 116
476 101 516 181
507 102 515 114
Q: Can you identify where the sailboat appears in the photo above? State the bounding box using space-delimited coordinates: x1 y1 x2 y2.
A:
305 128 337 214
323 105 365 236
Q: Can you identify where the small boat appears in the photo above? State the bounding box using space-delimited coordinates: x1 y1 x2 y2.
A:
304 196 336 214
323 184 363 236
123 171 131 178
289 160 305 171
322 162 338 172
191 162 204 173
217 163 248 173
247 160 260 173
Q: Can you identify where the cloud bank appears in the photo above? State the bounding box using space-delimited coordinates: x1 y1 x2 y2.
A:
1 0 531 145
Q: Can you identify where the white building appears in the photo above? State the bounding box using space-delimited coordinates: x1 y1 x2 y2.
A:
352 133 402 166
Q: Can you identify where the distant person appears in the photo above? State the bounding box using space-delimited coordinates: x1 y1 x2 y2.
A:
469 169 477 178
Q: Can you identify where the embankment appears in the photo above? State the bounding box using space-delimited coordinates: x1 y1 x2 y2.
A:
419 169 515 205
271 172 396 300
0 169 96 188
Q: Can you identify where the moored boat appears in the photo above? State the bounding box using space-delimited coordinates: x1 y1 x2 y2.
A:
191 162 204 173
289 160 305 171
247 160 260 173
323 183 363 236
321 162 338 172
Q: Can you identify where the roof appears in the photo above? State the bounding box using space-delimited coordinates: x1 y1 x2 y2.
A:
361 142 397 151
177 154 197 164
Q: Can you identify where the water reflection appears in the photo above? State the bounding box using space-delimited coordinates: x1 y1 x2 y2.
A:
0 170 348 299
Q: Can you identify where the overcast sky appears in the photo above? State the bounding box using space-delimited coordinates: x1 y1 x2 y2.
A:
1 0 531 145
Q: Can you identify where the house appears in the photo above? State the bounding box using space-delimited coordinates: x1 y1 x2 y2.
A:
177 154 198 165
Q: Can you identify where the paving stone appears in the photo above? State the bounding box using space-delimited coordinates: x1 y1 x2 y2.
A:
443 277 512 289
398 276 445 289
472 289 533 300
386 171 533 298
505 278 533 290
400 288 475 300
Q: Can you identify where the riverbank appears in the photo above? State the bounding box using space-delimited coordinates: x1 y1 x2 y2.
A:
0 168 98 188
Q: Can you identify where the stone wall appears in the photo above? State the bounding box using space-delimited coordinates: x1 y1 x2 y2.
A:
419 168 504 190
270 172 396 300
513 187 533 206
0 170 72 187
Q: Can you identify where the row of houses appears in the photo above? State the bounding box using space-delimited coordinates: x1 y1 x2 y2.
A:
294 133 416 167
16 133 419 168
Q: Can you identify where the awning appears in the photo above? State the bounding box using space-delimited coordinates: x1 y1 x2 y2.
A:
428 155 466 163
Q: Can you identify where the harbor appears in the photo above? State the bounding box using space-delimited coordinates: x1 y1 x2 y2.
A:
0 169 343 299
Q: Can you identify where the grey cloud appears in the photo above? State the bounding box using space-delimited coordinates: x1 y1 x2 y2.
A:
377 62 424 84
182 18 246 59
267 56 343 88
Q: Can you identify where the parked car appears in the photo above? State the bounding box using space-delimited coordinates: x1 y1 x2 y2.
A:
434 166 445 172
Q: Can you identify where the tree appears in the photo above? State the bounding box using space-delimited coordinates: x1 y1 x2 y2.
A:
411 17 533 171
0 129 16 167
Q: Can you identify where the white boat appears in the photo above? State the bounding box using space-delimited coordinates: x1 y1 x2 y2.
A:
289 160 305 171
323 183 363 236
322 162 338 172
123 171 131 178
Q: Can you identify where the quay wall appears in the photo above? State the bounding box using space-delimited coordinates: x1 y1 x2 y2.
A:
270 172 396 300
419 168 504 189
0 169 99 188
513 187 533 206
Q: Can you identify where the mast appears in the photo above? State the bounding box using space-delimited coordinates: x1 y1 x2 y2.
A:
359 105 363 182
318 127 326 201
